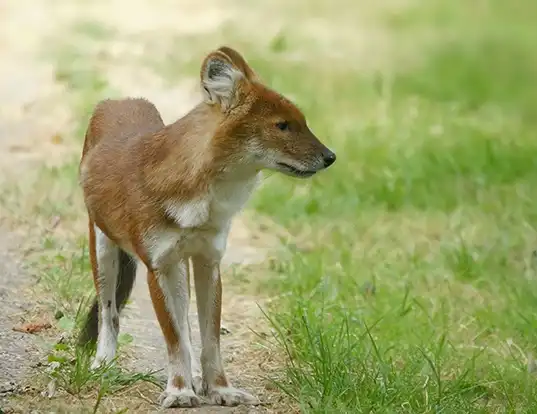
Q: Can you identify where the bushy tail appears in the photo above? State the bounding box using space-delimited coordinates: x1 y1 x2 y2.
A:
77 249 137 346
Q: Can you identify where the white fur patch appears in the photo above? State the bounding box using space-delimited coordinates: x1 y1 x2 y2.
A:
202 57 243 111
146 230 184 269
92 226 120 368
209 226 229 259
147 227 230 269
165 197 210 229
92 307 118 369
207 386 260 406
151 172 260 266
209 172 261 225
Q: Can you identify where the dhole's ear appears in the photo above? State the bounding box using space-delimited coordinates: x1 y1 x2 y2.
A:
201 47 255 111
201 51 243 111
216 46 257 81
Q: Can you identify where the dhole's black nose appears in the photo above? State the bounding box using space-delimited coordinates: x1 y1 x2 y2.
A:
323 151 336 168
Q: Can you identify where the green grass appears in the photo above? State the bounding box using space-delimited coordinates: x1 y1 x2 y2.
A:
243 1 537 412
44 341 161 412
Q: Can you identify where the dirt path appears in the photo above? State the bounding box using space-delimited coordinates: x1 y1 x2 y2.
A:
0 232 39 398
0 0 279 411
0 0 74 401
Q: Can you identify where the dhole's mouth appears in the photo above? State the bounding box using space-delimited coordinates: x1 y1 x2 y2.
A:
276 162 317 178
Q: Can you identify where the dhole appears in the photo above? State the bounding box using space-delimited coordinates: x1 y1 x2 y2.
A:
78 46 336 408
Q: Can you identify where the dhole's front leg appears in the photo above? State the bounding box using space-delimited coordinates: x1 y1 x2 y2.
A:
192 254 260 406
147 261 201 408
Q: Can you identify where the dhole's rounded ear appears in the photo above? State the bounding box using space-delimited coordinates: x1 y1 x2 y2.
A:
216 46 257 81
200 47 256 112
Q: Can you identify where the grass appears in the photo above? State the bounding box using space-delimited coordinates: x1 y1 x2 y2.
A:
241 1 537 412
4 0 537 412
44 341 161 411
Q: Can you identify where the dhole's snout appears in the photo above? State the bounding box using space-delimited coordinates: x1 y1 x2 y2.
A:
322 149 336 169
275 141 336 178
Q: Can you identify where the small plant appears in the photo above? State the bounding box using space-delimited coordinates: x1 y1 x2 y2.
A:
41 281 162 410
44 339 162 412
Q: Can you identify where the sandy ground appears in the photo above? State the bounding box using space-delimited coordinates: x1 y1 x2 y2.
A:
0 0 73 400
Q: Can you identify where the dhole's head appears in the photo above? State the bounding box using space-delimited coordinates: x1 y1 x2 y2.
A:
201 46 336 178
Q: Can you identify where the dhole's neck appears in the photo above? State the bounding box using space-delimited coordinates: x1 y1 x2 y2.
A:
142 103 258 202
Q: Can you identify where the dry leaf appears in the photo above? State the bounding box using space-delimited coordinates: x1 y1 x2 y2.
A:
12 321 52 334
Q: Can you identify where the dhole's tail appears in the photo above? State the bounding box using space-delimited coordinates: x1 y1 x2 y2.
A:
77 249 137 346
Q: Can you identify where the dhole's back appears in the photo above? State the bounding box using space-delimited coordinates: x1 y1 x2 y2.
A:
82 97 165 158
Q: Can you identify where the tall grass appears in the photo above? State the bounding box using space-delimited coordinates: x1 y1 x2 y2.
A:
247 1 537 411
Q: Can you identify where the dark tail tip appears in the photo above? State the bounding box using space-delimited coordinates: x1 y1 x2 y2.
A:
76 249 136 348
77 298 99 347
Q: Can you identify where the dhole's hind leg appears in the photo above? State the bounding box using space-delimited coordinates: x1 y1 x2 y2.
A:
147 261 201 408
91 225 120 369
185 261 203 395
192 255 259 406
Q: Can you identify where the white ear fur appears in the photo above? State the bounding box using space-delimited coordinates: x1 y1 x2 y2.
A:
201 55 243 111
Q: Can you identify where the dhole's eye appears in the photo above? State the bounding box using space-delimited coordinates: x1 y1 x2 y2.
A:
275 121 289 131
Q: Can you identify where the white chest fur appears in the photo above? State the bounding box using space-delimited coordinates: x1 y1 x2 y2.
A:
148 172 261 268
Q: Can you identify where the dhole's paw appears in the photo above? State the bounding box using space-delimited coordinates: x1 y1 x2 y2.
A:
208 387 260 406
90 359 102 371
90 356 114 371
192 375 204 396
158 388 201 408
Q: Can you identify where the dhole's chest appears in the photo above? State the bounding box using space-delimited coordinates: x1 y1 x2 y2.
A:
148 173 260 267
